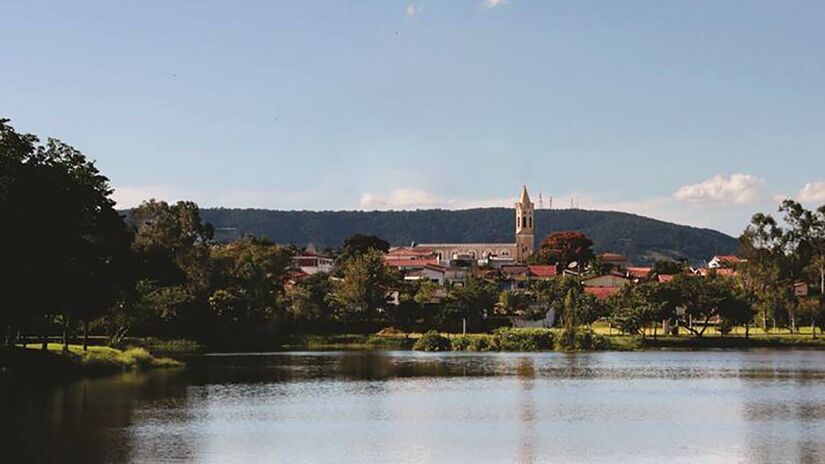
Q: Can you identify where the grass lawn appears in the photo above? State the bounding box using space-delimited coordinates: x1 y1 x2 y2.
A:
23 343 182 371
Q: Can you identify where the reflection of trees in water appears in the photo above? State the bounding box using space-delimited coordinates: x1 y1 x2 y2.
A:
3 369 192 464
743 372 825 464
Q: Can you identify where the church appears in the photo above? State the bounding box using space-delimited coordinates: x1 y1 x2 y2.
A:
417 186 535 264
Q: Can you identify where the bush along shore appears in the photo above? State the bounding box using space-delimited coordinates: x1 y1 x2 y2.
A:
412 328 614 352
0 344 182 385
404 328 825 352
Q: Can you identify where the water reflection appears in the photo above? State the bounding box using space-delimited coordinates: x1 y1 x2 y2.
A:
3 350 825 463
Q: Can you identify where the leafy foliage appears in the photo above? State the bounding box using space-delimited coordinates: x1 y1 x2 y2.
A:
412 330 451 352
533 231 595 269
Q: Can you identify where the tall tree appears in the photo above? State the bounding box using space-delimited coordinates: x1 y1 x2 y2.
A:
122 200 214 339
0 120 131 350
739 213 789 331
209 236 292 336
438 278 497 332
329 249 400 323
533 231 594 270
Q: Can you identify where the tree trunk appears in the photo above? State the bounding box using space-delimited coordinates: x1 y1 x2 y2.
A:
745 323 750 339
789 312 797 334
83 320 89 352
62 314 70 353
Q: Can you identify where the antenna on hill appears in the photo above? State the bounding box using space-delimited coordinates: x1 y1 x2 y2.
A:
539 192 544 209
548 196 553 210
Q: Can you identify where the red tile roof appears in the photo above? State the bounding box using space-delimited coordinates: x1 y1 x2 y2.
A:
528 265 558 278
657 274 675 283
627 267 652 279
713 255 742 262
384 258 439 268
698 267 738 277
584 286 621 300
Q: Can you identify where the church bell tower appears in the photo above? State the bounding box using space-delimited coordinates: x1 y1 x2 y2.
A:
515 185 534 262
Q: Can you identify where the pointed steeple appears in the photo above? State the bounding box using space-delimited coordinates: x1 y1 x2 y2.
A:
518 185 531 205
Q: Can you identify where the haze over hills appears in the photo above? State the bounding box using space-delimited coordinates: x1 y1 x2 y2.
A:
198 208 740 265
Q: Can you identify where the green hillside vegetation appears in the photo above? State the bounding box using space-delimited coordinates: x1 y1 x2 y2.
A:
200 208 737 265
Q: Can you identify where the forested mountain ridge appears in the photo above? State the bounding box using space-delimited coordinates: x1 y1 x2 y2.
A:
198 208 739 265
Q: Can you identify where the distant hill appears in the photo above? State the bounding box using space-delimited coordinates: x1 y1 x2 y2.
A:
198 208 739 266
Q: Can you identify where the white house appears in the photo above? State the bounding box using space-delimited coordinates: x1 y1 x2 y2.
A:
292 244 334 275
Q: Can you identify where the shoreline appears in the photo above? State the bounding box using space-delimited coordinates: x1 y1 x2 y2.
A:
0 344 182 385
242 331 825 353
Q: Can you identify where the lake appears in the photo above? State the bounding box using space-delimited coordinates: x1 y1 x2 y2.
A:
3 350 825 463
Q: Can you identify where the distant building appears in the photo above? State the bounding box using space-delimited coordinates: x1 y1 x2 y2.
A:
697 267 737 278
582 274 631 288
708 255 744 269
384 247 441 269
657 274 676 283
582 274 630 301
404 264 447 285
598 252 630 270
528 265 558 280
793 281 810 297
418 186 536 264
584 286 621 301
626 267 652 281
292 244 334 275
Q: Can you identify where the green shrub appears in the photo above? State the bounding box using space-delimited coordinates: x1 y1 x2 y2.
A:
469 335 500 352
413 331 451 352
495 328 554 351
450 335 472 351
450 335 500 352
574 329 610 350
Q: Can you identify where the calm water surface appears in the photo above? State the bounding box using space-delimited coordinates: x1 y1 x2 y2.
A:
3 350 825 463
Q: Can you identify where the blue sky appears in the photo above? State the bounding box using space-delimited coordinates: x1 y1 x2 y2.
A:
2 0 824 235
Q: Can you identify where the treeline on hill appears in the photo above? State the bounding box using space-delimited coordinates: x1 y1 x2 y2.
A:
3 119 825 353
199 207 738 265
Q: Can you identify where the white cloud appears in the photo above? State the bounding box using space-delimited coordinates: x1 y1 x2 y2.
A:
798 181 825 203
405 4 420 16
483 0 508 9
673 173 765 205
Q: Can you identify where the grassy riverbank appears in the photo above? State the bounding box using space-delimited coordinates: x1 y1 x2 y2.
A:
0 344 182 384
278 330 825 352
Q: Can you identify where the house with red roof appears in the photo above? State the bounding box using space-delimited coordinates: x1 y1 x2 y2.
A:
657 274 676 283
581 273 630 301
584 286 621 300
626 267 652 281
528 265 558 280
708 255 744 269
292 244 334 275
383 246 441 270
